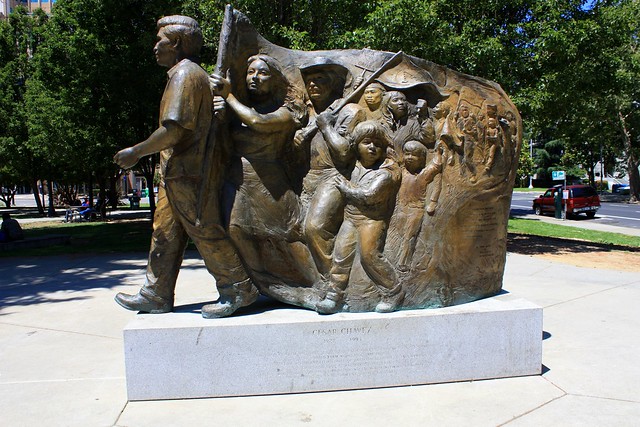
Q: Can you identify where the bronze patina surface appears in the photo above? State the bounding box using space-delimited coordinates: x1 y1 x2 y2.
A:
114 7 522 317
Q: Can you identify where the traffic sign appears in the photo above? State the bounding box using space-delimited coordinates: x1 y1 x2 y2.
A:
552 170 566 181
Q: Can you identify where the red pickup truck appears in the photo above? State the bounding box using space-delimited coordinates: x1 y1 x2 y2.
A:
532 185 601 219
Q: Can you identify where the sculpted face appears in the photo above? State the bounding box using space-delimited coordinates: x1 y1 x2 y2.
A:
433 102 448 119
388 92 408 119
304 72 331 106
246 59 273 96
459 105 469 118
432 103 442 118
403 143 427 174
357 137 385 168
154 28 179 68
363 84 384 110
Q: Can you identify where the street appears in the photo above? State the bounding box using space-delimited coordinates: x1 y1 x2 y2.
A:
511 191 640 230
6 193 640 230
8 193 150 209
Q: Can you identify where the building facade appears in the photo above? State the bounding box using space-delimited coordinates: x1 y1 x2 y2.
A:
1 0 56 18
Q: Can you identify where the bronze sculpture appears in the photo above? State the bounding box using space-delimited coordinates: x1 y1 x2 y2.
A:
316 121 403 313
113 15 257 318
114 6 522 317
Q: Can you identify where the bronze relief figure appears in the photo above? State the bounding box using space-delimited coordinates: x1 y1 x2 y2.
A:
114 7 522 317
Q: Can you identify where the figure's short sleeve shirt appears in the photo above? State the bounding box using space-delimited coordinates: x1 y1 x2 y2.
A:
346 160 400 220
159 59 213 182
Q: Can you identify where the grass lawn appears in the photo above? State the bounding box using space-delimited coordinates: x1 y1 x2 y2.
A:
2 219 155 257
508 217 640 248
3 215 638 258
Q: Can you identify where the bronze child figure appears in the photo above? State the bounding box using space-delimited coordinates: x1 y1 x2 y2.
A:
316 121 404 314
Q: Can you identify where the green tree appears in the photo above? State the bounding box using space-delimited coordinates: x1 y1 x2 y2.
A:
601 0 640 202
0 7 49 213
181 0 379 63
26 0 182 215
519 1 640 194
5 0 638 208
517 139 535 188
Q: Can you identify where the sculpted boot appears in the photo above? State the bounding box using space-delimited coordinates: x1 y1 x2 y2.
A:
114 290 173 314
201 279 259 319
315 290 343 315
375 287 405 313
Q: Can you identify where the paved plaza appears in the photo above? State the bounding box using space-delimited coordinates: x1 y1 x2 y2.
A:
1 248 639 426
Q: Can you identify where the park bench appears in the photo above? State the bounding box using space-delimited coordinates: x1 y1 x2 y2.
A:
64 208 109 222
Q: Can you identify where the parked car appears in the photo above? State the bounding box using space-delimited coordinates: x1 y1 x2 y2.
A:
532 185 600 219
612 184 630 195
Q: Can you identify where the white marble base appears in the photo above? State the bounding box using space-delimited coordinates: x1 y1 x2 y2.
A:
123 295 542 400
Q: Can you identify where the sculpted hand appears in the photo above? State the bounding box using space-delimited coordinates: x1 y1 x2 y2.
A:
293 129 305 147
213 95 227 120
114 147 140 169
316 111 335 130
353 75 364 90
209 73 231 99
416 99 429 120
334 175 350 194
294 125 316 147
426 200 437 215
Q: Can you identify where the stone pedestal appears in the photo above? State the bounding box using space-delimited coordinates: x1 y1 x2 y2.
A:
123 295 542 401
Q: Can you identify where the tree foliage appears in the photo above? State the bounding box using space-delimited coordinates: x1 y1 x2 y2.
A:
2 0 640 213
0 7 49 211
24 0 182 211
517 139 534 187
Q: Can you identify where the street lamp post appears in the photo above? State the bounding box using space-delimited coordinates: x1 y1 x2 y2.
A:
600 144 604 191
528 139 534 189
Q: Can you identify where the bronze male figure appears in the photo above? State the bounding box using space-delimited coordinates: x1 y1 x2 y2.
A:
113 16 256 318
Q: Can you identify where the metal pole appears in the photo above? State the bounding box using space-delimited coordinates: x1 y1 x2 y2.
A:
528 139 534 189
600 144 604 191
563 176 567 220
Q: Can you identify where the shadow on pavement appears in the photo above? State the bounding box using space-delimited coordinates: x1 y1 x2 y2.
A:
174 295 286 317
0 253 204 311
510 208 601 222
507 233 640 256
509 208 533 218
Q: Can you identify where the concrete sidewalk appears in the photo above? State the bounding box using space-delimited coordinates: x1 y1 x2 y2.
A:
1 251 639 426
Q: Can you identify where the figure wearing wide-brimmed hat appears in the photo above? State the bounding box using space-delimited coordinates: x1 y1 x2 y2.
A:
293 57 364 278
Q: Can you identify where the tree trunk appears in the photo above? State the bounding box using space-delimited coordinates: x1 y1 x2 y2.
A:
144 168 156 218
139 154 158 219
0 191 10 208
47 179 56 217
109 174 119 210
98 178 108 220
88 174 94 207
628 156 640 203
31 179 45 215
9 186 16 206
619 110 640 203
0 186 17 207
148 181 156 217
